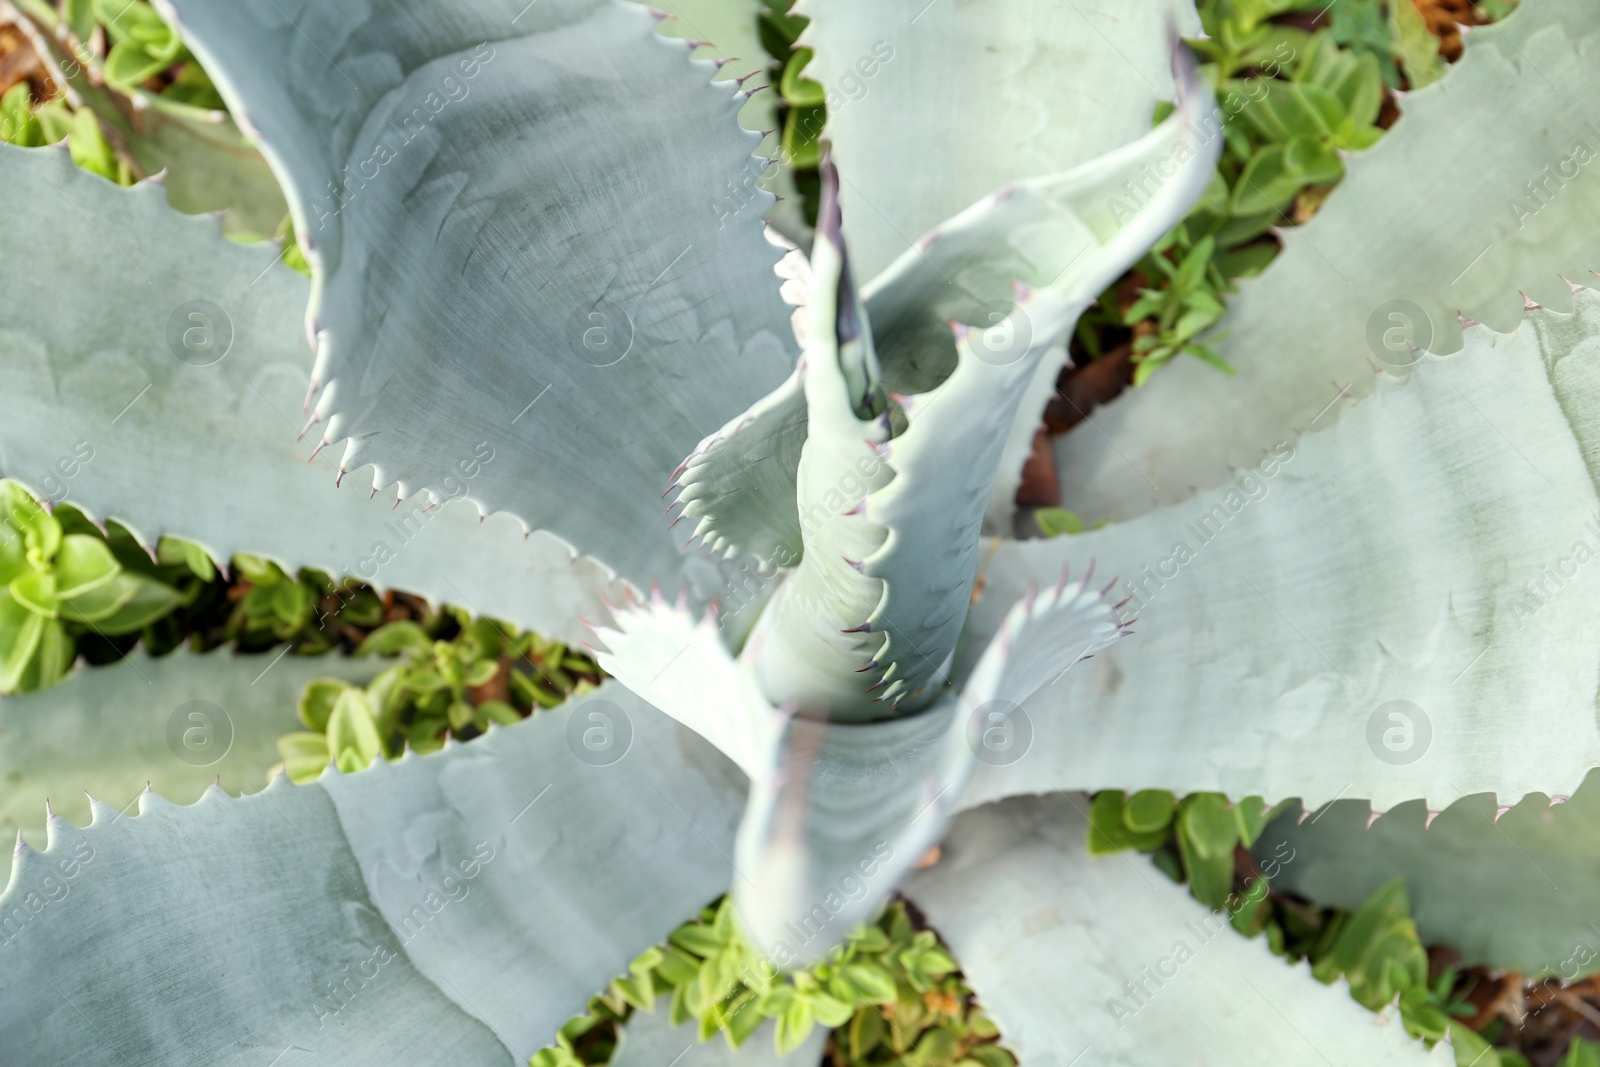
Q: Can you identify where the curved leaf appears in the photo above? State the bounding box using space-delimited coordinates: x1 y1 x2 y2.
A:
161 0 797 596
1055 0 1600 522
963 292 1600 813
611 1002 828 1067
0 683 745 1064
793 0 1199 279
1261 769 1600 980
902 795 1451 1066
596 574 1124 965
0 649 380 881
0 143 623 646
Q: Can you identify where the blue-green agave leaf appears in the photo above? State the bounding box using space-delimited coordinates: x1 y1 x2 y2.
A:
611 1000 828 1067
158 0 798 596
0 143 621 645
902 795 1451 1066
1055 0 1600 522
793 0 1200 280
595 574 1126 964
0 684 744 1064
0 649 380 883
964 290 1600 814
1262 768 1600 980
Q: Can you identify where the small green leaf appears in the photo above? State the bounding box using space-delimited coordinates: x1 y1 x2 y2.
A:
54 535 120 598
810 992 852 1027
68 109 123 184
19 617 73 692
0 595 45 692
269 579 308 627
465 658 499 687
774 997 815 1056
848 1005 885 1060
783 104 825 170
157 536 216 581
327 686 384 771
232 553 281 584
276 731 331 784
478 699 520 726
839 963 897 1005
83 574 182 634
1123 790 1176 834
0 84 44 147
357 620 433 657
1231 796 1271 847
1088 791 1167 855
298 678 352 732
779 47 825 107
9 571 60 617
724 990 764 1047
104 41 171 90
1176 825 1234 910
1034 508 1085 537
669 923 726 958
912 1027 959 1066
1181 794 1241 861
1391 0 1447 89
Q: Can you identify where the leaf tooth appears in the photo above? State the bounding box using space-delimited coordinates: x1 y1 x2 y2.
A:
1494 803 1512 823
1364 810 1382 830
1424 810 1441 830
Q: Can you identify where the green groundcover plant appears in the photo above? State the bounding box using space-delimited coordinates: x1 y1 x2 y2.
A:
6 0 1600 1065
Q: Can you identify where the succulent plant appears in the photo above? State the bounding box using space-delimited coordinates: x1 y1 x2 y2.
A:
1 1 1598 1065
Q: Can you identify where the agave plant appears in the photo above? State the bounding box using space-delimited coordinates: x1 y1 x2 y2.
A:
2 0 1599 1064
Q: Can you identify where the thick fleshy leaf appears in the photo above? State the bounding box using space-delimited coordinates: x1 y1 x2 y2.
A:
672 48 1216 666
1055 0 1600 522
161 0 797 596
0 143 622 646
596 574 1124 964
902 795 1450 1066
962 292 1600 813
0 683 745 1064
0 649 379 881
611 1003 828 1067
593 593 779 780
672 365 810 569
794 0 1199 280
1261 769 1600 980
743 87 1217 716
13 5 289 235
